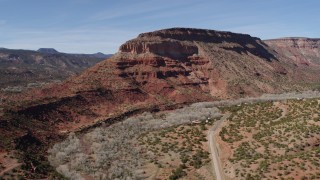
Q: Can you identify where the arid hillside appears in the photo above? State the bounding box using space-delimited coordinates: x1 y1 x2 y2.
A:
264 38 320 87
0 48 110 96
47 92 320 179
10 29 320 125
265 38 320 67
1 28 320 178
3 28 320 145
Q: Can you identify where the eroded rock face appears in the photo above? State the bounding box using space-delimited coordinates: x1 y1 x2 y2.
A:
114 28 296 99
265 38 320 49
265 38 320 66
119 40 198 59
3 28 320 139
10 30 273 115
120 28 276 61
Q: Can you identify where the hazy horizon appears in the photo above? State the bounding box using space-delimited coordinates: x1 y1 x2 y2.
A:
0 0 319 54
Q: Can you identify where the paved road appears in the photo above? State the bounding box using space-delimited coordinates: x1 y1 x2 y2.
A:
208 113 230 180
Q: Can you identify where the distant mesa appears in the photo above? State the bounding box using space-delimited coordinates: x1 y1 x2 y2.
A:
36 48 112 58
3 27 320 145
1 28 320 179
92 52 112 58
37 48 60 54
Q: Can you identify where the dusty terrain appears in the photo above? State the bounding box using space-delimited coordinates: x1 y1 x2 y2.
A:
265 38 320 68
46 91 320 179
3 28 320 151
0 152 22 179
217 98 320 179
208 113 231 180
1 28 320 178
47 103 221 179
138 121 217 179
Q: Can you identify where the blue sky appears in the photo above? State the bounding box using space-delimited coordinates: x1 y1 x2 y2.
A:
0 0 319 54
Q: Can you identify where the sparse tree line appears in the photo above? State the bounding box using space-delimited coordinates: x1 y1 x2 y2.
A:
48 102 221 179
48 90 320 179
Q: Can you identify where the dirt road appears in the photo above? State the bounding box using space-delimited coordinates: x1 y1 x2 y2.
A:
0 163 21 177
206 92 318 180
208 113 230 180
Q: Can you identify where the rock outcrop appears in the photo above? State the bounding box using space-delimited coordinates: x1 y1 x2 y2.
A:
265 38 320 67
2 28 320 155
264 38 320 84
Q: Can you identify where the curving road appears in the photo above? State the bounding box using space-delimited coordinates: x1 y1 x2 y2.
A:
205 92 320 180
208 113 230 180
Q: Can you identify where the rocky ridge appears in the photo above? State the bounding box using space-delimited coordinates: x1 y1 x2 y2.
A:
265 38 320 67
1 28 320 178
0 48 110 95
5 28 320 132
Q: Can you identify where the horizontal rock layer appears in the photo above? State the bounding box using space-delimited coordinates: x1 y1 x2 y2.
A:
2 28 320 157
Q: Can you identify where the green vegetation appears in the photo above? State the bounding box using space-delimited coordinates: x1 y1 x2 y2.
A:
139 117 218 178
220 98 320 179
48 105 221 179
169 165 187 180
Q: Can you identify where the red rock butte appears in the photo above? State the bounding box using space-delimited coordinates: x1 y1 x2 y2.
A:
1 28 320 150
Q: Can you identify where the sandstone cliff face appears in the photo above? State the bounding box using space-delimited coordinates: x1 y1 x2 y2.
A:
265 38 320 83
3 28 320 143
119 40 198 59
265 38 320 66
265 38 320 49
70 28 287 105
120 28 276 61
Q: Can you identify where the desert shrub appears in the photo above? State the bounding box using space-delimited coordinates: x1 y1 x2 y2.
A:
169 166 186 180
48 91 320 179
56 165 84 180
48 103 222 179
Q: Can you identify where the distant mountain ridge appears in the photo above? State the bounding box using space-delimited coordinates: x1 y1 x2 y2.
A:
8 27 320 132
1 27 320 179
36 48 112 58
0 48 112 94
69 52 112 59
